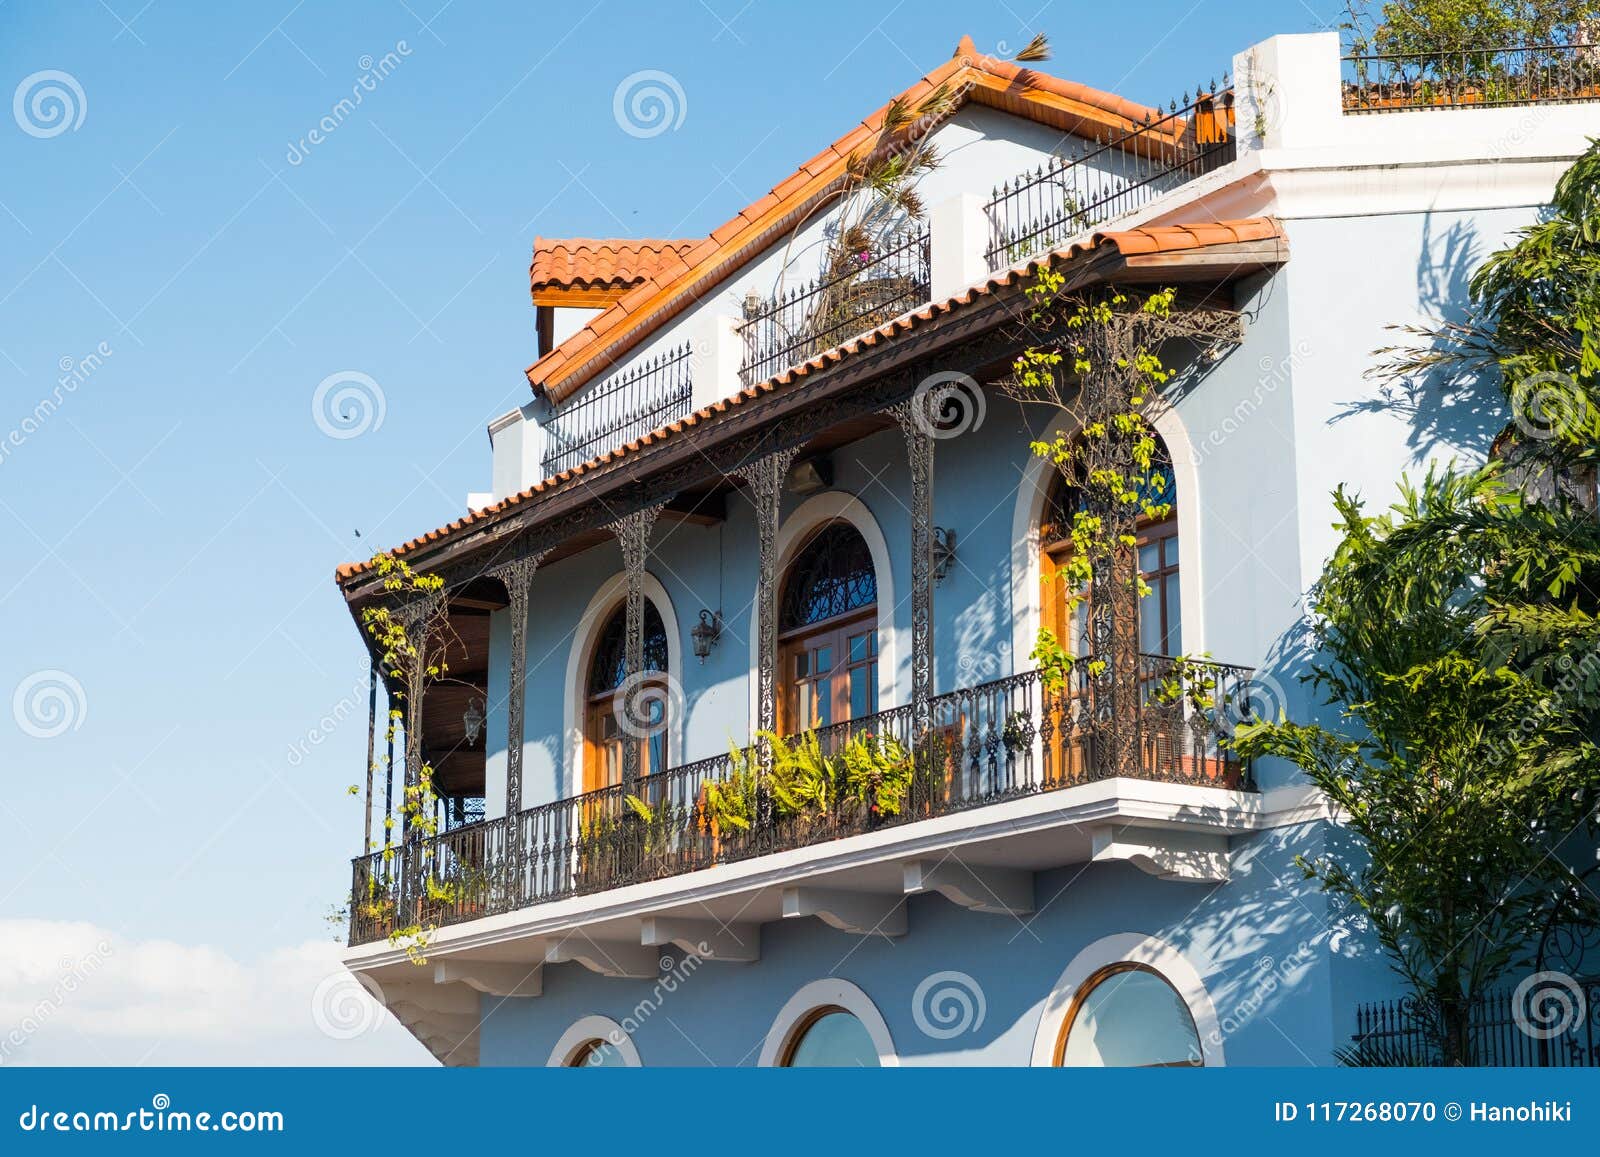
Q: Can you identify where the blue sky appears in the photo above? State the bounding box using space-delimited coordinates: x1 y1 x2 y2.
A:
0 0 1339 1063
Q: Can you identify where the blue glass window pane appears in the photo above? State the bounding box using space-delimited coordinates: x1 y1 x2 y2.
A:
785 1011 879 1067
1061 968 1201 1067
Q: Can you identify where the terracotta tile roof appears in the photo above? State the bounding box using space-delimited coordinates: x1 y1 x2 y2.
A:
336 217 1286 585
525 35 1170 406
530 238 700 296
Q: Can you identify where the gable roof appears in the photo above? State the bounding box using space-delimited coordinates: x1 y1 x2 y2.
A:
338 216 1285 585
525 34 1165 406
530 238 700 306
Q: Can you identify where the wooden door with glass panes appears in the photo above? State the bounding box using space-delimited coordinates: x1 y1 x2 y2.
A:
776 522 879 735
779 613 878 732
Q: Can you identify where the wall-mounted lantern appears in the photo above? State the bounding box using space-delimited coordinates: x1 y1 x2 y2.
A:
463 697 485 745
691 610 723 662
932 527 957 584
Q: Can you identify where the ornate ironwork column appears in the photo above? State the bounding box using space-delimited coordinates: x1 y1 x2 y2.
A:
737 446 800 742
392 597 434 840
485 550 548 816
606 504 669 785
1075 374 1142 779
383 678 395 848
486 548 547 911
888 401 935 740
363 659 376 855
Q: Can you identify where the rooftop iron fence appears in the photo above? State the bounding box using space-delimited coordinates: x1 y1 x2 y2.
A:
1341 42 1600 112
738 228 930 386
984 85 1235 270
541 342 694 477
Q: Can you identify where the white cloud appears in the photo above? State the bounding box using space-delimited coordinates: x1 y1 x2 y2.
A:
0 919 432 1066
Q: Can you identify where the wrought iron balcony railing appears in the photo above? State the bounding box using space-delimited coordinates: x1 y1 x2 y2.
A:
984 86 1235 270
738 228 930 387
348 656 1256 946
541 342 694 477
1341 42 1600 113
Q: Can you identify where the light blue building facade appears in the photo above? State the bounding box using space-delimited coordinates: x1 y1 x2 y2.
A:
335 32 1599 1066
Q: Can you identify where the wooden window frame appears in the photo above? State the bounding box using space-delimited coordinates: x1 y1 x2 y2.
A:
777 608 878 734
1053 961 1203 1068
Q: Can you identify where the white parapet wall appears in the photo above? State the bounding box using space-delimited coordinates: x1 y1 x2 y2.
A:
487 403 549 501
1234 31 1600 173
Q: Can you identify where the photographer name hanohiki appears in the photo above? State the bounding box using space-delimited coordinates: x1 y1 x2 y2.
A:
1275 1100 1575 1124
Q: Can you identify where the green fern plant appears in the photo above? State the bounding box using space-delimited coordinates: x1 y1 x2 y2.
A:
836 732 914 818
763 729 837 819
702 745 762 832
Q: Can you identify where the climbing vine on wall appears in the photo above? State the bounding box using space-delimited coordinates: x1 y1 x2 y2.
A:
1004 274 1241 689
356 552 462 963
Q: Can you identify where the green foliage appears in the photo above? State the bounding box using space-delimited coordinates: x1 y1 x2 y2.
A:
1008 281 1217 679
387 924 435 967
1344 0 1600 56
702 746 762 832
356 553 457 844
633 730 919 838
834 733 916 817
1232 464 1600 1063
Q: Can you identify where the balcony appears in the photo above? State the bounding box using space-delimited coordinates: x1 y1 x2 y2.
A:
738 228 931 386
1341 42 1600 113
541 341 694 477
985 86 1236 270
348 655 1255 947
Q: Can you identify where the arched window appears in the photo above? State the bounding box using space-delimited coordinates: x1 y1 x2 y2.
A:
780 1008 881 1067
1040 435 1180 657
585 600 669 792
568 1038 630 1067
1056 963 1202 1067
548 1015 642 1067
778 522 878 731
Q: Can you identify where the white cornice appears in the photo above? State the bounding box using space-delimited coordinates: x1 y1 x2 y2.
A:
344 779 1333 973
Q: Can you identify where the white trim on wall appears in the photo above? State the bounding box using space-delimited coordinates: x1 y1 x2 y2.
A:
748 490 901 729
561 570 684 799
1009 407 1205 669
1028 931 1225 1066
546 1014 643 1067
758 977 899 1067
